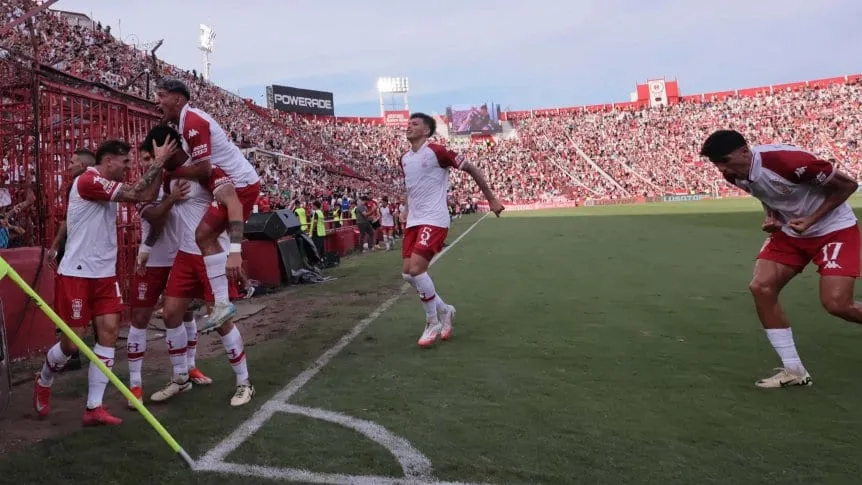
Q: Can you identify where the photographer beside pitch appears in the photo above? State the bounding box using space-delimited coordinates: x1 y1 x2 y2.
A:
701 129 861 389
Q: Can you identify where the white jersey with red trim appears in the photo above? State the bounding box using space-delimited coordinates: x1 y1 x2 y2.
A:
178 104 260 188
137 187 180 267
58 167 122 278
169 164 231 256
724 144 857 238
401 142 465 229
380 204 394 227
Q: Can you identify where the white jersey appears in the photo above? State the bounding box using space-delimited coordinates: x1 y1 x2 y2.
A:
401 142 465 229
170 165 230 256
137 187 180 267
179 104 260 188
724 144 857 238
380 205 394 227
58 167 122 278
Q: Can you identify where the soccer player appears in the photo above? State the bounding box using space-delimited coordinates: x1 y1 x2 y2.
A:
154 79 261 334
126 128 214 407
400 113 505 347
380 195 395 251
147 126 255 407
33 138 175 425
700 129 861 388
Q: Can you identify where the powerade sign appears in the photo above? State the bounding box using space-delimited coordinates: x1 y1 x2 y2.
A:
267 85 335 116
663 194 711 202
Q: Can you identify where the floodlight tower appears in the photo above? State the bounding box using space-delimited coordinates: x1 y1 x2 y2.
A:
199 24 215 81
376 77 409 116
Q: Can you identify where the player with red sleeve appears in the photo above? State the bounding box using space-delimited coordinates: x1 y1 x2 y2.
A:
701 130 861 388
34 138 177 426
155 79 261 335
400 113 504 348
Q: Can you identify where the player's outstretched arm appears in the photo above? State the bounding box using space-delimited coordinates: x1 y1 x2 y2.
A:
213 184 245 282
461 161 505 216
788 170 859 234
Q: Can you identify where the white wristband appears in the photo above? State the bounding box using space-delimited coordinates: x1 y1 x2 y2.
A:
139 244 152 254
230 243 242 254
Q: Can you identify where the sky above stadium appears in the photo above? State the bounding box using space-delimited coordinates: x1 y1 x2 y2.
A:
55 0 862 117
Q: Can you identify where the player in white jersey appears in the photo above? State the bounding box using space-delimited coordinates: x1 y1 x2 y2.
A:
155 79 261 335
125 126 216 407
34 138 175 426
379 195 395 250
400 113 504 348
701 130 862 388
145 125 255 407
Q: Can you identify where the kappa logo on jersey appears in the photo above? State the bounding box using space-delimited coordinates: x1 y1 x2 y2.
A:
71 298 83 320
137 282 148 301
188 128 199 138
794 166 806 178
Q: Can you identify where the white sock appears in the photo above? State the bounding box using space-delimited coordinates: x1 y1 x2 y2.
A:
402 273 416 288
165 326 189 381
204 253 229 304
86 344 115 410
184 318 198 370
127 327 148 388
765 328 806 374
412 272 439 321
221 326 249 385
39 342 71 387
435 294 448 313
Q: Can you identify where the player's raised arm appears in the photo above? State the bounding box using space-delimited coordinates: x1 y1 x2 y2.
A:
460 161 505 217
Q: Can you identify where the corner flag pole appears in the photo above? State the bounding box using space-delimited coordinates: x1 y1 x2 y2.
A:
0 256 195 468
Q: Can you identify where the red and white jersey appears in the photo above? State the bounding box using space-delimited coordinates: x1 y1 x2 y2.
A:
724 144 857 238
137 187 180 267
169 165 230 256
178 104 260 188
401 142 465 228
380 204 394 227
58 167 122 278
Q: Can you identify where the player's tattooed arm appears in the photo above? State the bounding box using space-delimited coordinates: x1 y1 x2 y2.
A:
115 165 163 203
789 170 859 234
461 161 505 217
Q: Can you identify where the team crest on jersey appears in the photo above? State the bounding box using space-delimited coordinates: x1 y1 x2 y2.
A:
71 298 83 320
137 282 148 301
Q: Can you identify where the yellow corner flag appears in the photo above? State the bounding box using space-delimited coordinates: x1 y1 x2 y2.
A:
0 256 194 468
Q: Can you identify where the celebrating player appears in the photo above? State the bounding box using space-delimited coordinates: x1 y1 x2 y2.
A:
700 129 861 388
400 113 504 347
34 138 175 426
145 125 255 407
154 79 261 334
126 127 215 408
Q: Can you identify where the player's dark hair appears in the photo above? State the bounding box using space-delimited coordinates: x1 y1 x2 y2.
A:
73 148 96 159
700 130 747 162
410 112 436 138
157 78 191 100
95 140 131 165
140 124 182 155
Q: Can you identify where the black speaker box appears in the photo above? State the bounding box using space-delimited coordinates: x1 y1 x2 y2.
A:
274 209 302 236
276 237 304 283
244 212 288 241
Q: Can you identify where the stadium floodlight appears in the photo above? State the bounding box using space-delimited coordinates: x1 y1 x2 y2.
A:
377 76 410 118
199 24 216 81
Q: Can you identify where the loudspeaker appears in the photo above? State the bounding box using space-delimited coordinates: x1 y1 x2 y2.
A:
274 209 302 236
244 212 288 241
276 237 304 283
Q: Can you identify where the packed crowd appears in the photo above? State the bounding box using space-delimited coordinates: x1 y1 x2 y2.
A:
3 6 861 212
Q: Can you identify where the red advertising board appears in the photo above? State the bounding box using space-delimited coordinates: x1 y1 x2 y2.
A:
384 110 410 127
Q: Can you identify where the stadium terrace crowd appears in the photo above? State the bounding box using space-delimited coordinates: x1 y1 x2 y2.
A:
3 7 862 213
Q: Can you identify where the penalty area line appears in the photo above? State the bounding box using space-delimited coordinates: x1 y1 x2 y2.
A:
196 213 491 470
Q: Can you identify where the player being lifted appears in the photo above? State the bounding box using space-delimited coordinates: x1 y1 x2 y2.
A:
34 138 175 426
701 130 861 388
400 113 504 348
146 125 255 407
154 79 261 335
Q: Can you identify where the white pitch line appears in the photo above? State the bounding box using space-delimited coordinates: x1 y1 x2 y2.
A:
196 214 490 470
